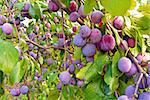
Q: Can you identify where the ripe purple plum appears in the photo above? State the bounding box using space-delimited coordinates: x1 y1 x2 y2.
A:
59 71 71 84
69 1 78 12
78 5 87 18
79 25 91 38
126 64 137 76
47 58 54 65
20 86 29 94
99 34 116 51
46 23 51 29
69 78 76 85
138 92 150 100
72 26 78 32
10 88 20 96
56 82 62 90
0 15 6 25
22 3 30 11
118 57 132 73
29 51 37 59
48 1 59 12
118 95 129 100
77 80 84 87
73 34 86 47
58 38 65 47
68 64 75 74
146 75 150 87
2 23 13 35
69 12 79 22
125 85 135 98
91 11 103 24
86 56 94 62
127 38 135 48
113 16 124 30
89 28 102 43
82 43 96 57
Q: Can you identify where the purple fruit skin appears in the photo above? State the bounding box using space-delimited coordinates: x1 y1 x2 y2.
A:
56 82 62 90
125 85 135 98
61 62 69 69
73 34 86 47
59 71 71 84
68 64 75 74
118 57 132 73
2 23 13 35
0 15 6 25
118 95 129 100
69 1 78 12
77 63 84 70
91 11 103 24
90 28 102 43
58 38 65 47
69 12 79 22
86 56 94 62
100 34 116 51
147 75 150 87
79 25 91 38
78 5 86 18
113 16 124 30
77 80 84 87
72 26 78 32
48 1 59 12
29 51 37 59
10 88 20 96
126 64 137 76
82 44 96 57
69 78 76 85
47 58 53 65
138 92 150 100
20 86 29 94
23 3 30 11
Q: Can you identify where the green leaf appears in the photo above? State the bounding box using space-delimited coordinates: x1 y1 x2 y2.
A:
112 51 121 77
61 0 71 7
101 0 131 16
29 2 42 20
84 0 96 14
74 47 82 60
0 40 19 74
94 52 108 74
109 77 119 94
9 59 28 85
15 2 25 10
84 78 104 100
104 64 112 85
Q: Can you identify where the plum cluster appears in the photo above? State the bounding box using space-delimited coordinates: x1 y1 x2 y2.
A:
10 85 29 96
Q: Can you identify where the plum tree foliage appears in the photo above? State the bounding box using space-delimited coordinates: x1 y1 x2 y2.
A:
0 0 149 99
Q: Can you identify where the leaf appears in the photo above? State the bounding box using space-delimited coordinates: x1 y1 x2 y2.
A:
15 2 25 10
84 78 104 100
104 64 112 85
112 51 121 77
94 52 108 74
101 0 131 16
9 59 28 85
74 47 82 60
29 2 42 20
84 0 96 14
109 77 119 94
61 0 71 7
0 40 19 74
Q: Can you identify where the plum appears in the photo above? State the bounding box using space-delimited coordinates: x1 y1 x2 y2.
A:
22 3 30 11
118 57 132 73
118 95 129 100
73 59 81 64
29 51 37 59
69 1 78 12
59 71 71 84
0 15 6 25
99 34 116 51
10 88 20 96
46 23 51 29
77 63 84 70
73 34 86 47
69 12 79 22
77 80 84 87
72 26 78 32
47 58 54 65
86 56 94 62
79 25 91 38
146 75 150 87
68 64 75 74
69 78 76 85
82 43 96 57
48 1 59 12
78 5 87 18
91 11 103 24
58 38 65 47
113 16 124 30
127 38 135 48
56 82 62 90
138 92 150 100
20 86 29 94
89 28 102 43
126 64 137 76
2 23 13 35
125 85 135 98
